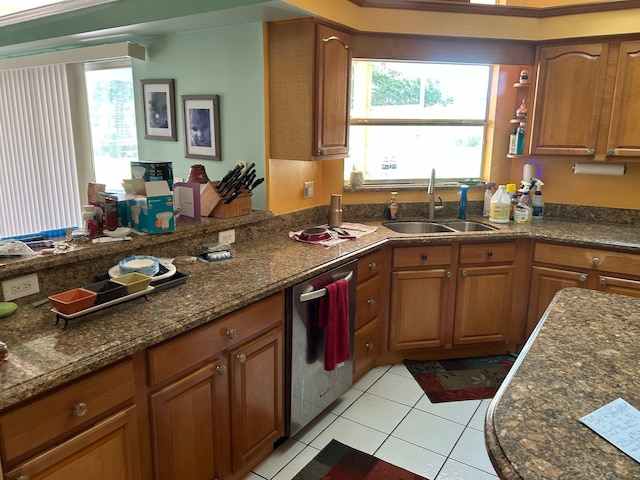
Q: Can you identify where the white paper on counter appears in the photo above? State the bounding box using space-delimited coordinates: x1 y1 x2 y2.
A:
579 397 640 463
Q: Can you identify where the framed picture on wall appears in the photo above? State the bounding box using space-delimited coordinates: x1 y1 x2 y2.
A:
141 79 177 141
182 94 221 161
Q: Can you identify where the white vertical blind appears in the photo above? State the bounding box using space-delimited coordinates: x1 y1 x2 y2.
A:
0 64 82 238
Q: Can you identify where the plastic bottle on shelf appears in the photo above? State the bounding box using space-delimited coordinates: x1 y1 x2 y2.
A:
386 191 398 220
516 122 526 155
82 205 97 234
458 185 468 220
532 189 544 220
508 128 518 155
483 182 496 217
514 192 532 224
489 185 511 224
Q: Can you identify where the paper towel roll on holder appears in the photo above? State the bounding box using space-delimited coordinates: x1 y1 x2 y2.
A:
573 162 626 176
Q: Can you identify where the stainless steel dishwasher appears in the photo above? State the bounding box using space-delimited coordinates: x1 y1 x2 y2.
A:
285 260 357 437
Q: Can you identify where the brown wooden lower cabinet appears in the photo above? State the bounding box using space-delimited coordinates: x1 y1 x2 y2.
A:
5 406 141 480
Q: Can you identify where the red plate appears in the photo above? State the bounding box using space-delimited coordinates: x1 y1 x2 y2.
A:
299 227 331 242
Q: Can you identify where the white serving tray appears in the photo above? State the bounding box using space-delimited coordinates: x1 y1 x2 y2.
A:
51 285 155 321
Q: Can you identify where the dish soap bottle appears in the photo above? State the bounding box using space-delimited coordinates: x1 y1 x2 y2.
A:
531 189 544 220
483 182 496 217
386 191 398 220
514 191 532 224
458 185 468 220
489 185 511 224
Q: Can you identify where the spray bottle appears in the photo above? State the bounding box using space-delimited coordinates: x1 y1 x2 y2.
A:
483 182 496 217
530 178 545 220
459 185 469 220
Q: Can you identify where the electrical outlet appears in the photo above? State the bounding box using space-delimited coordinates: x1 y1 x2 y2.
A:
303 181 314 199
219 229 235 244
2 273 39 301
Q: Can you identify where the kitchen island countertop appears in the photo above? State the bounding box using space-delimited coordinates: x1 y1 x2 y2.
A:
485 288 640 479
0 215 639 412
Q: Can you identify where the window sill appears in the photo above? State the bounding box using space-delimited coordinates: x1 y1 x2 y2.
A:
343 181 484 193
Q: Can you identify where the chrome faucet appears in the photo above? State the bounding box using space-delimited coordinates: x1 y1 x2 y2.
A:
428 168 436 220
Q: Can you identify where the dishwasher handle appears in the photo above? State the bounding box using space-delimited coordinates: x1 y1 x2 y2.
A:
299 271 354 302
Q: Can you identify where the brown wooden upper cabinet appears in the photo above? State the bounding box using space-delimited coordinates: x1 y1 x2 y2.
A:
268 18 352 160
529 40 640 158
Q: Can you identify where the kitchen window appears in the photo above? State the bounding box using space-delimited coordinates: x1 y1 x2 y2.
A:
347 60 491 185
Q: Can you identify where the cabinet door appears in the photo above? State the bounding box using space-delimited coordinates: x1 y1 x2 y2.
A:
597 275 640 297
389 269 451 350
354 316 382 382
6 407 141 480
453 265 513 345
530 43 609 156
150 361 228 480
526 266 590 338
606 40 640 156
228 327 283 472
315 25 351 158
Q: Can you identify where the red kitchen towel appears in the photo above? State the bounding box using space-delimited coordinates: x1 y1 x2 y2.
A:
316 278 351 371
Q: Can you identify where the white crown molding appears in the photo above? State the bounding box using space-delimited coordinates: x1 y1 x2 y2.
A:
0 0 118 27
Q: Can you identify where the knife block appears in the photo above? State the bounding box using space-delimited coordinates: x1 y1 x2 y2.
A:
200 181 252 218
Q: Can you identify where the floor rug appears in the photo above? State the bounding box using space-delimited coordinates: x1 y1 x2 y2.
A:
404 354 516 403
293 439 429 480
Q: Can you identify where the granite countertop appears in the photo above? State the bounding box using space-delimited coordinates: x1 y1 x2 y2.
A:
0 215 639 412
485 288 640 479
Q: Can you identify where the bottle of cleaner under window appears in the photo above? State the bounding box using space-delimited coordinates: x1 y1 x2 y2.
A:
458 185 468 220
386 192 398 220
489 185 510 224
514 192 532 224
483 182 496 217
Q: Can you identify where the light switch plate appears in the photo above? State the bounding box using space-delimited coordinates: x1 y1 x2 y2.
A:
304 181 314 199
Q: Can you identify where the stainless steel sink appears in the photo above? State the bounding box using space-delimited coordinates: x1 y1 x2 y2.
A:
442 221 497 232
383 222 455 234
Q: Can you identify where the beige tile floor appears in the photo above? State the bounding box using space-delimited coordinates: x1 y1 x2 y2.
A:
244 364 499 480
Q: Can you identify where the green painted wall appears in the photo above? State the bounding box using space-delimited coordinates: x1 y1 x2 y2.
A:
132 23 266 209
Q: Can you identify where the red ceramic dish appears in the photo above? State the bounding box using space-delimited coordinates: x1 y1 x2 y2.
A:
299 227 331 242
48 288 97 315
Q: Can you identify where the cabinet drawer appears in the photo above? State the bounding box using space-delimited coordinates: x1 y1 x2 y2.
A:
148 292 284 386
534 243 640 277
459 242 515 264
357 250 384 283
354 316 382 377
0 359 135 464
393 245 452 268
355 275 380 330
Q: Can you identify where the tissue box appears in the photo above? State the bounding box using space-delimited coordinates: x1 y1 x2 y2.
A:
130 161 173 189
123 180 175 234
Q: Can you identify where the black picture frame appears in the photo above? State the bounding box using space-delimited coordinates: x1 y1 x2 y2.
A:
141 79 177 141
182 94 221 161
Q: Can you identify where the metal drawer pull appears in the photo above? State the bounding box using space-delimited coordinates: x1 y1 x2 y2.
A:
579 274 587 282
368 262 377 270
421 254 428 261
366 342 374 351
592 257 600 265
237 353 246 364
487 251 493 257
600 278 607 285
226 329 237 339
216 365 226 375
299 271 354 302
461 269 468 277
73 402 88 418
446 270 452 278
367 298 375 306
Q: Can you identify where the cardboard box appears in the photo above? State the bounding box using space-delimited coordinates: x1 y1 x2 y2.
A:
130 161 173 189
122 180 175 234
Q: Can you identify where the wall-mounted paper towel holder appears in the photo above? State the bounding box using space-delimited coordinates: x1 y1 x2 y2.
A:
573 162 626 176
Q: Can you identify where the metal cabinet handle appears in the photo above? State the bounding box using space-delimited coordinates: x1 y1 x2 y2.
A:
592 257 600 265
237 353 247 364
446 270 452 278
421 254 428 261
367 298 375 306
579 274 587 282
587 148 596 155
368 262 377 271
486 251 493 257
318 148 326 155
461 269 468 277
365 342 374 351
599 277 607 285
607 149 615 156
73 402 88 418
216 365 226 375
226 329 237 340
